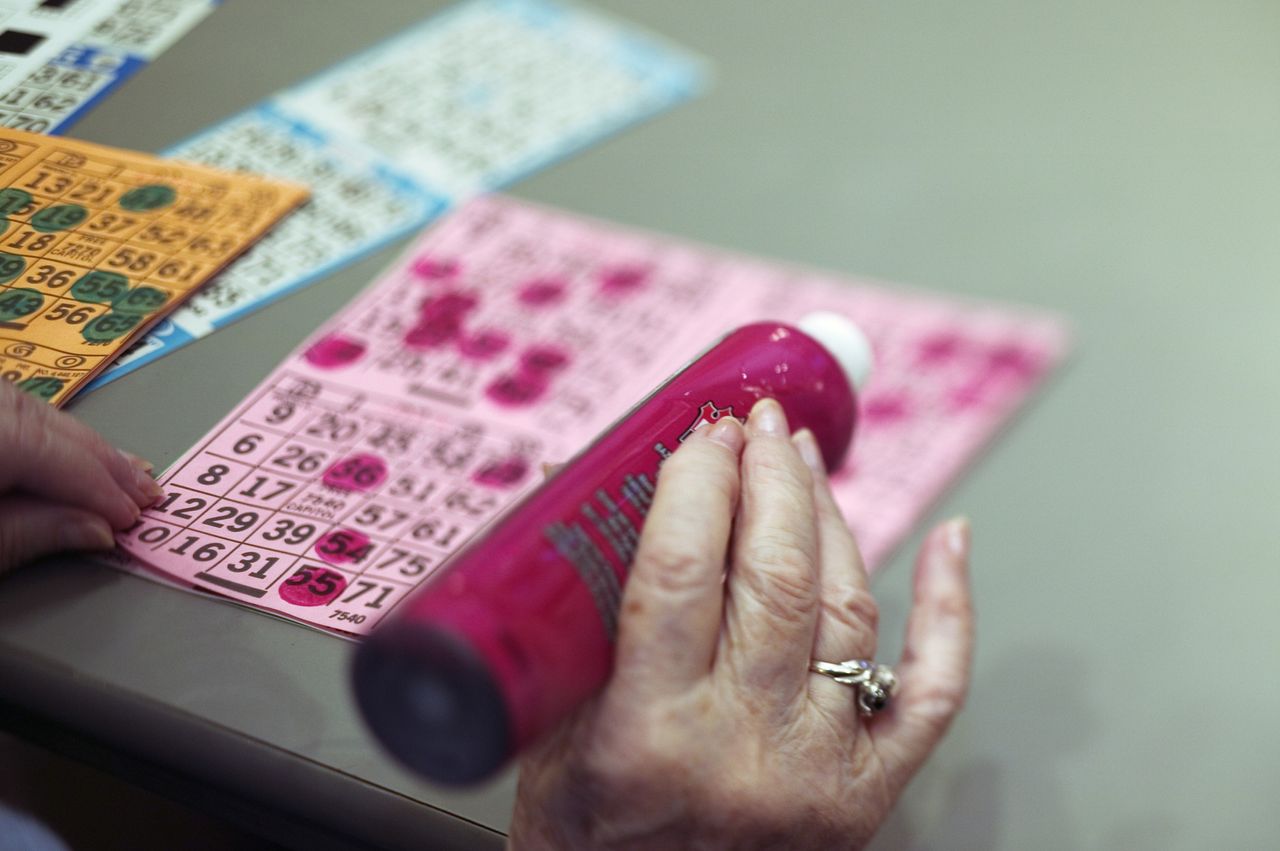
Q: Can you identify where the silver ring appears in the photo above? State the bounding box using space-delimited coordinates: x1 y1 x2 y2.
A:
809 659 898 716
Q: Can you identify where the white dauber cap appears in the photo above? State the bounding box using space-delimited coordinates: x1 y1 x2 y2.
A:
798 311 874 392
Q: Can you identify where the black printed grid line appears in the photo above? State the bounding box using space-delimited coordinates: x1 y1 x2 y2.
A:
157 381 446 597
146 513 307 600
145 524 306 600
314 11 646 176
422 214 698 431
6 156 136 224
162 386 355 509
270 393 498 565
167 378 527 596
1 158 197 281
170 120 414 275
157 372 342 497
134 361 547 624
15 62 106 117
4 147 265 266
0 154 299 397
141 378 319 593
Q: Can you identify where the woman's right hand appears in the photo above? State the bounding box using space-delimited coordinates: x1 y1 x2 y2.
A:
510 399 974 850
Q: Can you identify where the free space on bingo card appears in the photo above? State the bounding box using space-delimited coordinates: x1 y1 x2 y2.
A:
0 125 307 405
117 195 1068 637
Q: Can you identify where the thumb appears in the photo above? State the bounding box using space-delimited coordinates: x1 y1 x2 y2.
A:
0 496 117 574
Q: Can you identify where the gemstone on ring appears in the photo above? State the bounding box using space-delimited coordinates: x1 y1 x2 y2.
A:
809 658 897 716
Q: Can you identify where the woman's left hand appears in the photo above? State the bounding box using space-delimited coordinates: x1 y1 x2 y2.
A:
0 380 160 573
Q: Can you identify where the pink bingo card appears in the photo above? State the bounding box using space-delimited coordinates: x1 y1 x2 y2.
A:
117 195 1070 636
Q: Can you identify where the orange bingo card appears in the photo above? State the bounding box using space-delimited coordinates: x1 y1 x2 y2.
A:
0 127 308 406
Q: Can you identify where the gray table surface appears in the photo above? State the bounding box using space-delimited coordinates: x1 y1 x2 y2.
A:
1 1 1277 848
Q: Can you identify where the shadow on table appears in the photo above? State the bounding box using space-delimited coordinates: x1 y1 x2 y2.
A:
2 552 344 747
0 554 124 622
0 728 286 851
870 643 1095 851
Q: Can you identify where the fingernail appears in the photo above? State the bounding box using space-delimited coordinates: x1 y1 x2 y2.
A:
748 398 787 436
119 450 154 474
704 417 745 453
63 519 115 552
134 467 163 505
791 429 824 474
945 516 970 557
118 449 162 505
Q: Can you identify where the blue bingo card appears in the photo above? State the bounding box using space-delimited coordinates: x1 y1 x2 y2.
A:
0 0 220 135
86 0 707 391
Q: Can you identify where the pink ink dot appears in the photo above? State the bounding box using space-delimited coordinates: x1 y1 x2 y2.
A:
421 290 479 318
322 454 388 493
985 344 1041 379
862 392 912 425
917 333 965 365
518 278 566 307
303 334 366 369
313 528 373 566
459 329 511 360
520 344 571 374
278 565 348 607
949 380 989 411
412 257 460 281
485 372 547 407
598 265 649 296
473 456 530 488
404 314 463 349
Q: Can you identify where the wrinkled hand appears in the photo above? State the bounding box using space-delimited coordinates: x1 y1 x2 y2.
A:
509 399 974 850
0 381 161 572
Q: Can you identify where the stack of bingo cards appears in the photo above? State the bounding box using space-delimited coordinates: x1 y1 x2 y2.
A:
116 196 1069 637
86 0 706 390
0 126 308 405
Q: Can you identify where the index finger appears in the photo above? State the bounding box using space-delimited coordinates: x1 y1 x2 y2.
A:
613 418 745 696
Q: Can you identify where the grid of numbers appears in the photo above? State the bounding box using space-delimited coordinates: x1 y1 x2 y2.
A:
0 0 214 134
0 129 304 404
277 0 704 196
121 372 544 630
88 0 705 390
86 0 210 54
164 109 443 327
0 47 117 133
117 196 1067 636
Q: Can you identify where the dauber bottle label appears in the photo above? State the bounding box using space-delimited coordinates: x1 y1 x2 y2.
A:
541 400 737 637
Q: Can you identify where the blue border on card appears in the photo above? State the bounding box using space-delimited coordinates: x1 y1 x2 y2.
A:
83 318 197 391
50 53 149 135
47 0 224 135
84 0 706 392
85 174 448 389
